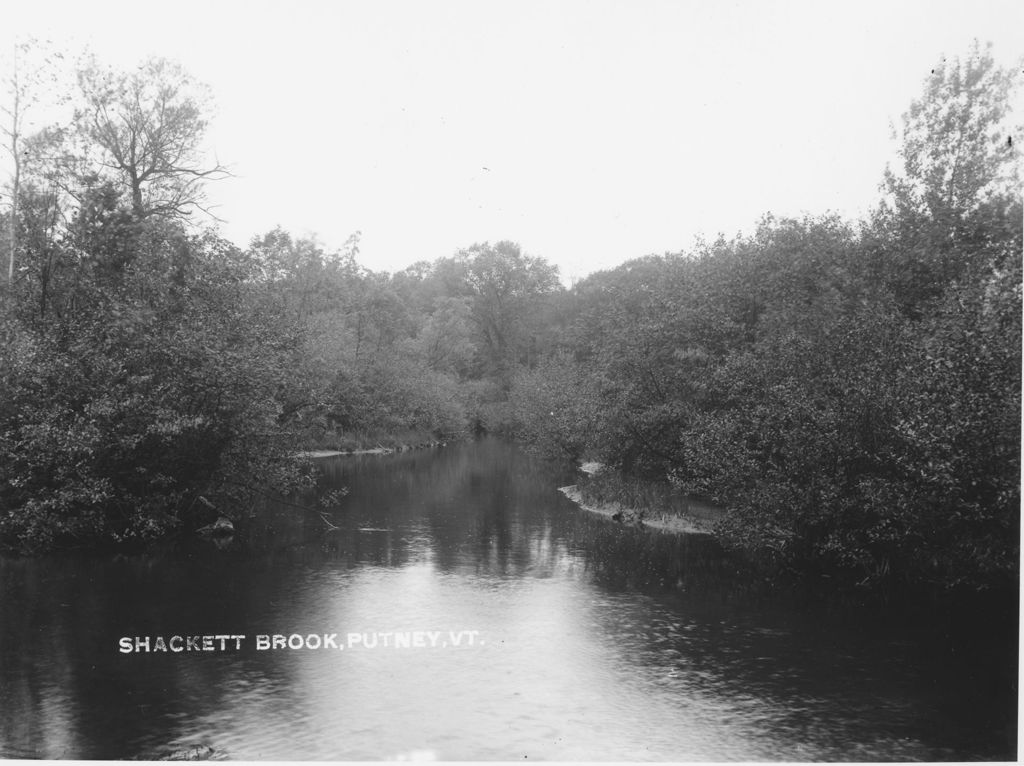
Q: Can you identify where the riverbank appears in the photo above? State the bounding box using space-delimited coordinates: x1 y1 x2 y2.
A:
297 444 444 458
298 427 461 458
557 484 721 535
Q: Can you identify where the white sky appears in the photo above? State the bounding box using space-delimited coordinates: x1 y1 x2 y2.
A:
2 0 1022 281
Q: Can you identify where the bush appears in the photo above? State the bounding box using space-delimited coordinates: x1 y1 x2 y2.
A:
0 231 310 551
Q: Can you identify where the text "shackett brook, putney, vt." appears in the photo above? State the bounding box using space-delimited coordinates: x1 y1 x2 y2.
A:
117 631 484 653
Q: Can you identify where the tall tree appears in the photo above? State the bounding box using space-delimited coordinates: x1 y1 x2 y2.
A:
883 41 1020 227
1 40 64 286
455 241 560 385
72 56 228 220
875 41 1022 313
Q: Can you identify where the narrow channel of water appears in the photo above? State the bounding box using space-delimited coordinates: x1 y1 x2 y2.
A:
0 438 1017 760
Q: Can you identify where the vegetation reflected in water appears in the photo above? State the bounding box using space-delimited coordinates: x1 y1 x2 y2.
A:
0 439 1016 760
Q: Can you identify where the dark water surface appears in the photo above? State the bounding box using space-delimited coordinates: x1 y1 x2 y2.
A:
0 438 1017 760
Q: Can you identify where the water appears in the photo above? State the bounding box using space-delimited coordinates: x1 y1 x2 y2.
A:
0 438 1016 760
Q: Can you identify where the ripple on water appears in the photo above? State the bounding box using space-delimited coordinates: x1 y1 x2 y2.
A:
0 439 1015 760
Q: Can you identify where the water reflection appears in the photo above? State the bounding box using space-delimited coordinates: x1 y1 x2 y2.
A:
0 438 1016 760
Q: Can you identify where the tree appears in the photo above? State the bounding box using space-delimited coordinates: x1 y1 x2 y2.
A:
884 41 1020 226
0 225 314 551
509 352 602 461
71 56 228 220
412 296 475 375
454 241 560 385
876 41 1023 313
1 39 65 286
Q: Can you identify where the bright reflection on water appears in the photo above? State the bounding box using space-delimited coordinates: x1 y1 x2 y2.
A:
0 438 1016 760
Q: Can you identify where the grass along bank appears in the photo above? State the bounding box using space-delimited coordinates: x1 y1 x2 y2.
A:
297 427 462 457
559 466 724 535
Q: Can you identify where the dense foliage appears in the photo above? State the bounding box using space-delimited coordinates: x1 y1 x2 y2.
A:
509 44 1021 590
0 52 562 550
2 220 297 547
1 43 1019 595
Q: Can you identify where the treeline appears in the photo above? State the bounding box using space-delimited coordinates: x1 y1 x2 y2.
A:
0 51 559 550
509 44 1022 590
1 42 1020 594
242 233 562 446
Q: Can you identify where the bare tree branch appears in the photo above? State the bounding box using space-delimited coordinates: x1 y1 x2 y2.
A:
73 57 228 222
